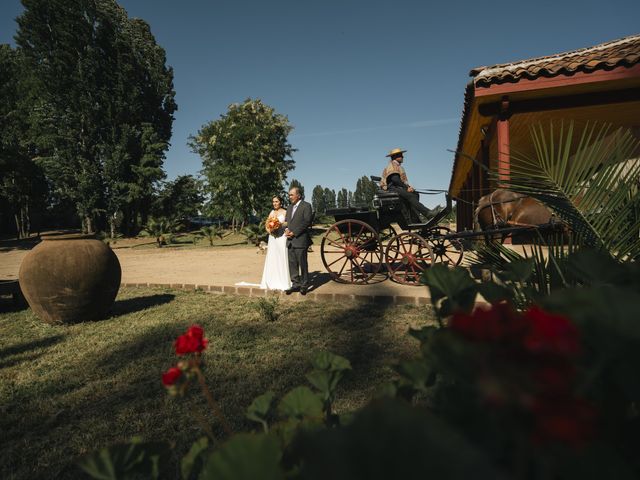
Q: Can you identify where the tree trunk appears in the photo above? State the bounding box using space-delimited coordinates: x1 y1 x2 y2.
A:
14 213 21 240
24 203 31 238
110 214 116 239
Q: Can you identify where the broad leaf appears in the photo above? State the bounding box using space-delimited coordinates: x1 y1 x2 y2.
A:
77 437 170 480
246 391 276 430
278 386 323 420
199 433 284 480
181 437 210 480
309 350 352 372
421 265 478 318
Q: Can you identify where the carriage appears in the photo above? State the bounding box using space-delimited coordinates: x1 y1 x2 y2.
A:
320 176 464 286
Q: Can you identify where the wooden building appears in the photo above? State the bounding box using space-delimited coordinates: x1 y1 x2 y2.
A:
449 34 640 231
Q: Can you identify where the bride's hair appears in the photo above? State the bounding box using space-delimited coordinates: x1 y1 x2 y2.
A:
272 195 283 205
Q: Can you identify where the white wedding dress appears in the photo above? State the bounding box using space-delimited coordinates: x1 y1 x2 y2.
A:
260 211 292 291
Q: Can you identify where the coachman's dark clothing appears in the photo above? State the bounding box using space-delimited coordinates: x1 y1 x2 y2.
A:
386 172 432 220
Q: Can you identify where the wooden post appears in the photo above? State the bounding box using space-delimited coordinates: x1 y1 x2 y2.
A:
497 96 511 185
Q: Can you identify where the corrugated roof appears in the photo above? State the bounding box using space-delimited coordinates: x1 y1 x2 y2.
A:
471 34 640 87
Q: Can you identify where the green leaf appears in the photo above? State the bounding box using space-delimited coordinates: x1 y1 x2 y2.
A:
408 326 438 344
278 386 323 420
393 359 433 391
309 350 352 372
199 433 284 480
181 437 210 480
421 265 478 318
295 399 501 479
501 257 534 283
246 391 276 428
77 437 170 480
305 370 335 398
475 283 512 304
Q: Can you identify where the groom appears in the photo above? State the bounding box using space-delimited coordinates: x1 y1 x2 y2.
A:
284 186 313 295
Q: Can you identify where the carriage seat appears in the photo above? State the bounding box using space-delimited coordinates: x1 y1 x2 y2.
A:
370 175 402 211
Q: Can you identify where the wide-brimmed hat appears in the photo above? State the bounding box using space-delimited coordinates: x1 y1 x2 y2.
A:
386 148 407 157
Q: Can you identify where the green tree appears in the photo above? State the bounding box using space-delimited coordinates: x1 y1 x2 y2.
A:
0 44 47 238
154 175 204 224
15 0 176 235
311 185 327 215
191 99 295 225
324 188 336 211
337 188 348 208
361 176 377 207
289 178 305 201
354 176 376 207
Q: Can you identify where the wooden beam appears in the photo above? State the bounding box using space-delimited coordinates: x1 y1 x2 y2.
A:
475 64 640 98
497 97 510 184
478 87 640 116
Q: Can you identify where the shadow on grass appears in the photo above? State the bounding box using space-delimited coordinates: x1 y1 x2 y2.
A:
108 293 176 318
0 236 40 252
0 334 65 369
1 288 429 478
0 296 28 314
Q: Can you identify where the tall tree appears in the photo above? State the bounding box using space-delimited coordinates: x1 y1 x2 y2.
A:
15 0 176 234
337 188 348 208
361 176 377 207
154 175 204 223
191 99 295 224
324 188 336 211
289 178 305 200
0 44 47 238
311 185 326 215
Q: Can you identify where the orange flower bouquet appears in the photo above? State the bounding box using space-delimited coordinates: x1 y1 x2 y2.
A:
266 216 282 235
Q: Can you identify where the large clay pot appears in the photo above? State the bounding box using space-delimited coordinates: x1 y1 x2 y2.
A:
18 231 121 323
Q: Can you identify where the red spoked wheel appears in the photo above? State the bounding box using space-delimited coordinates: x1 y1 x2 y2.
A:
384 232 433 285
321 220 382 284
423 226 464 267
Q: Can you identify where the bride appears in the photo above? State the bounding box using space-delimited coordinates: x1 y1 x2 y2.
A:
260 196 292 291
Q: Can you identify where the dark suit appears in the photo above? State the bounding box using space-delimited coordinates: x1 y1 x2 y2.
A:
285 200 313 289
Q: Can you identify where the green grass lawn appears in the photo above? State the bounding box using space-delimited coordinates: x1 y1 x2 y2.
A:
0 288 435 479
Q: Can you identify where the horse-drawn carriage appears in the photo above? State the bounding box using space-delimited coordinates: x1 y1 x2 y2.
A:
320 176 464 285
320 177 566 286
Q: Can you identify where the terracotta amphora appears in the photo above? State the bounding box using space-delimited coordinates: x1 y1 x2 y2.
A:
18 231 121 323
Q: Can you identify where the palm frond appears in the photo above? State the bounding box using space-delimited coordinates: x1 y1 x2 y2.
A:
499 121 640 259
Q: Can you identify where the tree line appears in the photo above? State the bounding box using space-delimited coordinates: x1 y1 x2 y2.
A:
0 0 390 239
309 176 378 217
0 0 176 237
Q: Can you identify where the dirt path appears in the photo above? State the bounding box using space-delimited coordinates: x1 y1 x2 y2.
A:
0 243 430 300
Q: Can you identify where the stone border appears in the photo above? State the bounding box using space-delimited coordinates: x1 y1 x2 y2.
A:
120 282 431 306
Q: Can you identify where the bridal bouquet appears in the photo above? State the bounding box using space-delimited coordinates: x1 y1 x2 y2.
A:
266 216 282 235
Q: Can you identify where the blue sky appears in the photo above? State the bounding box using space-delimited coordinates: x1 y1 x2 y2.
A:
2 0 638 207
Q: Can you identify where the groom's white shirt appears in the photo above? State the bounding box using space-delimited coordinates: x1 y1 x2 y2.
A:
291 199 301 218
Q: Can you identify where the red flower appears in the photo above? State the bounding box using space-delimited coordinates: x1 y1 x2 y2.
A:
450 303 527 343
532 363 575 395
162 366 182 386
523 307 580 357
531 398 596 447
174 324 209 355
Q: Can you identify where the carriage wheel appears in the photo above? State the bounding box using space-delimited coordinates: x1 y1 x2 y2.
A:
423 226 464 266
384 232 433 285
321 220 382 284
378 225 399 273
